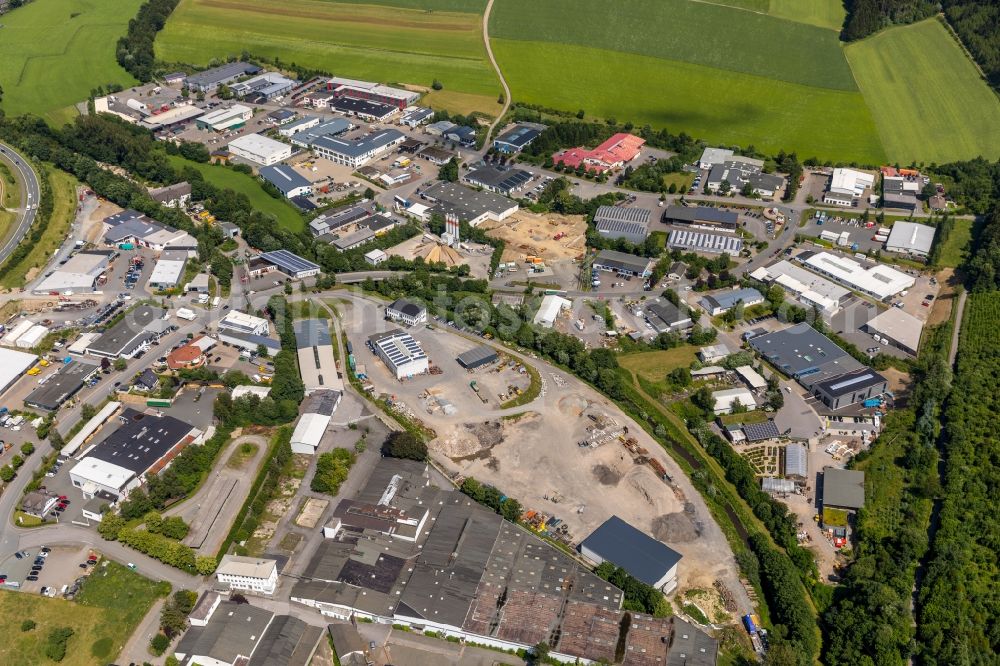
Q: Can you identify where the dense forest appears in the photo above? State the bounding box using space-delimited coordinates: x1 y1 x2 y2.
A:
842 0 937 40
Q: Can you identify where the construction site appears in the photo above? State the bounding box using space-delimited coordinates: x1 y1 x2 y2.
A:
480 210 587 263
385 232 493 278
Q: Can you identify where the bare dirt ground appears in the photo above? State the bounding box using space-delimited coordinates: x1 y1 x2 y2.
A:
927 267 957 327
480 210 586 262
295 498 329 529
83 200 120 244
385 232 492 278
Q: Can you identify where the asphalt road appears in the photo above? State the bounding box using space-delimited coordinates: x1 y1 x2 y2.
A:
0 141 41 267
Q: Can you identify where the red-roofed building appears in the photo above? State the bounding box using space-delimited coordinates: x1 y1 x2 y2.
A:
552 133 645 173
166 335 216 370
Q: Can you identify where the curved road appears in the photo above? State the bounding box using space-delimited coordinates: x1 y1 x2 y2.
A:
482 0 511 143
0 141 41 267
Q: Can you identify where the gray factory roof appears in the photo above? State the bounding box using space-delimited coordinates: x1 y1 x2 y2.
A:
293 318 332 349
422 181 517 221
748 322 861 379
662 205 738 227
701 287 762 312
85 408 195 474
463 165 532 192
259 165 311 196
87 305 167 357
579 516 682 587
311 128 404 158
593 205 651 225
184 62 260 88
813 368 886 397
823 468 865 510
593 249 652 275
668 228 744 254
175 600 272 663
260 249 319 275
495 124 542 148
246 615 324 666
24 360 99 411
456 345 499 369
885 221 935 254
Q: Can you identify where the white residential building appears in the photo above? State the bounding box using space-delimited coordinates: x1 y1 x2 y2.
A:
385 298 427 326
216 555 279 594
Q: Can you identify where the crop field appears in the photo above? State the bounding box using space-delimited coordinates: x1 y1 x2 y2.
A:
489 0 886 163
157 0 499 114
491 39 884 163
768 0 845 30
165 155 304 232
0 0 143 123
846 19 1000 163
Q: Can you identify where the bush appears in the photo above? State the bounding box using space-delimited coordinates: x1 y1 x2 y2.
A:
381 431 427 461
45 627 74 662
20 442 34 456
20 619 36 632
311 448 356 495
150 633 170 655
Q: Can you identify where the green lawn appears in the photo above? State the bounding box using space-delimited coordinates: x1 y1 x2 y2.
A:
846 19 1000 163
165 155 304 232
0 562 164 666
768 0 845 30
491 39 886 164
618 346 698 383
935 218 975 268
490 0 857 91
157 0 499 112
0 0 143 123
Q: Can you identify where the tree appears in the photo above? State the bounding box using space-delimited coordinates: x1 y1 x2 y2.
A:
692 386 715 414
719 179 732 194
438 157 459 182
81 403 97 420
363 187 375 200
113 358 127 371
21 620 36 632
44 627 74 662
97 512 125 541
381 431 427 461
0 466 15 482
20 442 34 456
432 79 443 90
150 633 171 655
196 556 218 575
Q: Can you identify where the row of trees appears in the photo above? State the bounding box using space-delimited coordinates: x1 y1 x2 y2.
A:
842 0 936 41
459 477 523 523
98 514 215 574
115 0 179 82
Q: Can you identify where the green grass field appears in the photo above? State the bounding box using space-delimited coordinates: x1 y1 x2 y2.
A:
618 346 697 383
157 0 499 113
0 0 143 123
768 0 845 30
492 39 885 163
490 0 856 90
0 562 163 666
165 155 304 232
846 19 1000 163
935 218 975 268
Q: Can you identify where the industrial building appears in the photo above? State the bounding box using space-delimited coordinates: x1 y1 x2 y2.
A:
592 249 653 277
184 62 261 92
259 165 312 198
259 249 321 279
444 125 477 146
698 146 736 170
593 205 651 244
748 323 867 391
195 104 253 132
667 228 743 255
644 299 692 333
364 249 387 266
552 132 645 173
219 310 270 337
294 319 343 395
15 324 47 349
227 133 292 166
326 77 420 109
824 168 875 206
104 217 195 252
328 95 398 122
700 287 764 316
698 344 731 363
288 118 353 146
70 408 202 500
749 260 850 316
705 159 784 197
290 390 341 454
884 221 936 257
822 468 866 511
797 251 915 301
230 72 295 101
218 331 281 357
278 115 320 137
309 129 404 168
0 347 40 395
622 615 719 666
290 459 625 663
147 250 188 290
309 203 372 236
579 515 682 592
735 365 767 390
421 181 518 226
216 555 279 594
24 360 99 411
385 298 427 326
399 106 433 127
456 345 499 370
493 124 542 153
661 205 739 231
368 329 428 379
863 307 924 356
461 165 532 197
148 182 191 208
533 294 571 328
33 250 113 295
711 387 756 414
85 305 169 359
811 368 888 410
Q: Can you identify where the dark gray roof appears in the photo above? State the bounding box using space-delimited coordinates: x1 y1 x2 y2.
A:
179 600 273 662
593 249 651 274
813 368 887 398
260 165 311 196
135 368 159 389
327 625 366 659
742 420 780 442
294 118 353 144
329 95 396 118
87 408 195 474
494 124 541 149
184 62 260 88
701 288 763 311
748 323 862 380
218 330 282 350
87 305 168 356
823 468 865 509
463 165 532 193
148 182 191 203
456 345 499 369
24 360 98 411
579 515 682 587
261 249 319 275
422 181 516 221
293 318 332 349
247 615 324 666
662 205 739 227
646 300 690 327
667 617 719 666
389 298 424 318
103 209 146 227
311 203 373 233
311 129 404 158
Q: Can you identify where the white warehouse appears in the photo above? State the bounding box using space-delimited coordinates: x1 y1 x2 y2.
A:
227 133 292 166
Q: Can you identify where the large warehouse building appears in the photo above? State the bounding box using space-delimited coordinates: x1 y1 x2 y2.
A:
667 228 743 255
84 305 169 359
798 251 914 301
579 515 682 593
0 347 40 395
884 222 936 258
24 360 99 411
368 330 428 379
750 259 851 316
294 319 343 395
290 390 341 455
227 133 292 166
661 205 739 231
593 205 651 244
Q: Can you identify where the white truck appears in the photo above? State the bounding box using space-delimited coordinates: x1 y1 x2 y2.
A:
176 307 196 321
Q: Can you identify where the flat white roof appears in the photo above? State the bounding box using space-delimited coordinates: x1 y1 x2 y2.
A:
290 412 330 449
0 347 39 390
70 456 135 491
712 387 756 412
699 147 733 166
829 168 875 197
217 554 277 579
364 249 387 259
735 365 768 390
220 310 269 333
148 257 186 286
62 402 122 457
885 222 935 255
866 308 924 352
199 104 251 125
802 252 914 300
533 294 571 327
232 385 272 399
228 133 289 159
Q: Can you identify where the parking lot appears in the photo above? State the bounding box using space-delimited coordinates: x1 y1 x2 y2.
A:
798 212 888 254
0 543 97 594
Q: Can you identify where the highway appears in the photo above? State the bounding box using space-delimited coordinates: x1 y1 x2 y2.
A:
0 141 42 268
